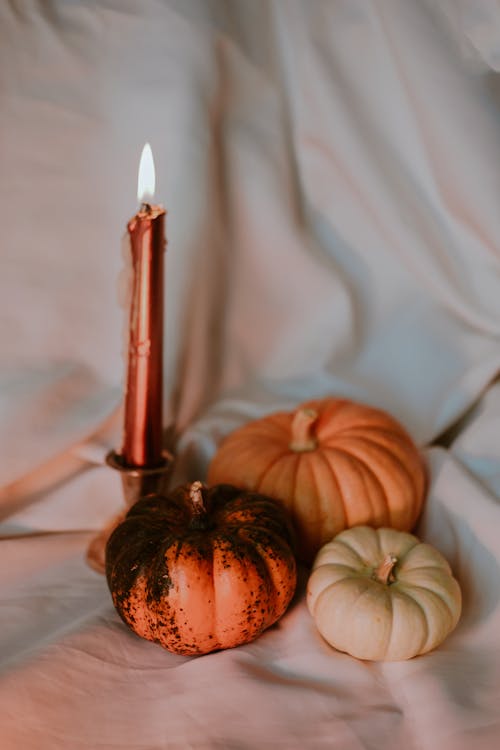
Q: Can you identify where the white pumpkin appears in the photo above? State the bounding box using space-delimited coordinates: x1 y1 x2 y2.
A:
307 526 462 661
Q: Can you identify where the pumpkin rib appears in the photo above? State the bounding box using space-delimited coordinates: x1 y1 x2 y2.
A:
310 449 348 534
314 563 361 587
332 433 423 481
377 527 418 561
127 495 190 527
373 526 383 559
107 521 173 606
253 450 295 491
340 445 407 528
323 421 415 441
379 585 394 660
317 411 411 442
312 541 365 571
338 578 389 636
396 581 460 624
216 431 287 453
224 492 297 547
398 565 458 596
236 528 296 621
224 515 294 549
333 426 420 452
206 534 265 651
326 429 425 521
256 452 301 507
327 443 419 530
331 438 417 493
239 533 283 621
288 451 302 520
209 441 288 489
216 434 287 459
299 457 321 530
254 413 296 441
236 524 296 562
347 433 426 508
217 518 290 640
223 418 291 446
392 587 432 654
204 541 219 652
398 562 452 575
328 539 366 567
334 527 384 566
312 577 350 619
224 515 285 541
329 445 392 529
321 447 387 529
376 528 420 558
292 455 323 557
123 574 156 642
212 537 268 646
318 422 403 443
400 544 452 573
146 533 180 642
150 538 198 650
206 551 221 651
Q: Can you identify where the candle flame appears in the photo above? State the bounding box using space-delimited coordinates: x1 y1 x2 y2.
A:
137 142 155 203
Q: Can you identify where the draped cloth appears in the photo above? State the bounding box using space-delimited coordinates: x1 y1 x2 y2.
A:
1 1 500 748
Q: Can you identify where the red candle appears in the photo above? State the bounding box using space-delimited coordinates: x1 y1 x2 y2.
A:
121 143 166 467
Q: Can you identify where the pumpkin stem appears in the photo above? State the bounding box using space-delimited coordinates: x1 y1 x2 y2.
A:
373 554 398 585
289 408 319 452
189 481 206 523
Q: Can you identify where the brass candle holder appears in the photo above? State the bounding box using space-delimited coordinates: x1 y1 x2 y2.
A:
106 449 173 505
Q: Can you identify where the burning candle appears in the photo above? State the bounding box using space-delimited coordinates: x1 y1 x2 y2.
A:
121 143 166 467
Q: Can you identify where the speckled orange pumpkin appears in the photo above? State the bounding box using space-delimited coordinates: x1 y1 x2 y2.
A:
208 398 426 563
105 482 297 655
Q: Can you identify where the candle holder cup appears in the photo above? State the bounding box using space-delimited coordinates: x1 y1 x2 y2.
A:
86 448 174 574
105 449 174 505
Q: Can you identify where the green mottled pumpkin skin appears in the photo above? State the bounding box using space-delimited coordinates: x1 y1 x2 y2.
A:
105 484 297 655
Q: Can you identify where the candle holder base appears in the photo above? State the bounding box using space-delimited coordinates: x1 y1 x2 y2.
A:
86 448 174 574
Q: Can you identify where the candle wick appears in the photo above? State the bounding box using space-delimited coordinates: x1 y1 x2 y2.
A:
140 202 152 213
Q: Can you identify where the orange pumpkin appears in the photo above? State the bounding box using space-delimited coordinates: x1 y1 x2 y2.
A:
208 398 426 563
105 482 297 655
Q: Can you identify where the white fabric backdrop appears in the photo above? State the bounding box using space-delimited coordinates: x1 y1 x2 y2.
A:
1 1 500 748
